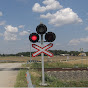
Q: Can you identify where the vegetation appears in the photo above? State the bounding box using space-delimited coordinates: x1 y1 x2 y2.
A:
22 62 88 68
14 69 27 87
15 63 88 87
1 50 88 56
45 74 88 87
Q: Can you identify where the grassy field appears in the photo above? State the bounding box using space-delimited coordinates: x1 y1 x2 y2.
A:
64 58 88 65
0 56 29 62
1 56 88 87
15 62 88 87
0 56 88 66
10 55 88 87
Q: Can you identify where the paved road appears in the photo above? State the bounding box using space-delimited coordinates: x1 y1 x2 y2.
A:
0 63 23 87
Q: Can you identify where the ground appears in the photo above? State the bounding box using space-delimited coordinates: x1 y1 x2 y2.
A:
0 56 88 65
0 63 22 87
0 56 88 87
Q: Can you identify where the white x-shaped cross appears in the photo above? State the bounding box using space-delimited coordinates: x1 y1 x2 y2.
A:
32 43 53 57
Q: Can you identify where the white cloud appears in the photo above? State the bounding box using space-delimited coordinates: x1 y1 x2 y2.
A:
69 39 80 46
4 31 17 40
85 27 88 31
0 11 3 16
69 37 88 46
40 8 82 26
0 21 6 26
43 0 63 10
5 25 18 32
32 3 46 13
80 37 88 42
4 25 18 40
19 31 29 36
18 25 25 28
32 0 63 13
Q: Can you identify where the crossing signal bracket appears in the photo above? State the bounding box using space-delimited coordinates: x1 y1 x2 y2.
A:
29 24 56 43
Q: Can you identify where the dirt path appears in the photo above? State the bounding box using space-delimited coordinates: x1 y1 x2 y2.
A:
0 63 23 87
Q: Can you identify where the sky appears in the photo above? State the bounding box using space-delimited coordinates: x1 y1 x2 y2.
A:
0 0 88 54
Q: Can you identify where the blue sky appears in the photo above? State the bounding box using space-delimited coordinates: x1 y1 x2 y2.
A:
0 0 88 54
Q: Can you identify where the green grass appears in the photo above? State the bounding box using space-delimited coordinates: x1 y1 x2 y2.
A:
22 62 88 68
14 69 27 87
45 74 88 87
29 69 41 87
17 68 88 87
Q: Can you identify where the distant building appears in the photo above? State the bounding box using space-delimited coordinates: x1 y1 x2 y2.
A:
21 55 24 57
78 53 86 56
60 54 69 56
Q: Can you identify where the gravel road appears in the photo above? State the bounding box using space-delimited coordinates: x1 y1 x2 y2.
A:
0 63 23 87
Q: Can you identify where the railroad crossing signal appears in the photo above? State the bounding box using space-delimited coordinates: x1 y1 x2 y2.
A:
28 23 56 86
32 43 53 57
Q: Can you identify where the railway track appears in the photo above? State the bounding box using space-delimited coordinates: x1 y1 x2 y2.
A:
32 68 88 71
0 60 41 63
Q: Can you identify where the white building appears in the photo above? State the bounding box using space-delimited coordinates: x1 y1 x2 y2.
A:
60 54 69 56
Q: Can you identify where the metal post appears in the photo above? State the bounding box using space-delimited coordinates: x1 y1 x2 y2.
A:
41 34 45 85
27 30 31 64
30 41 31 63
26 71 34 88
82 48 83 67
80 48 83 67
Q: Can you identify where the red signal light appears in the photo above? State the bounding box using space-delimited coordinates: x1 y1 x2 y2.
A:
29 33 39 43
31 35 37 41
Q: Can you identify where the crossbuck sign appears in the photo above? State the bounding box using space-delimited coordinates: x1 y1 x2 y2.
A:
32 43 53 57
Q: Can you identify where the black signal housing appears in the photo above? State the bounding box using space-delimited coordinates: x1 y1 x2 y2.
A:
45 32 56 42
36 24 47 34
29 33 39 43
